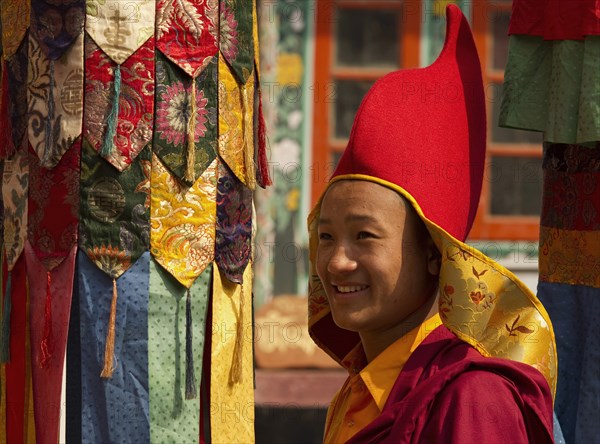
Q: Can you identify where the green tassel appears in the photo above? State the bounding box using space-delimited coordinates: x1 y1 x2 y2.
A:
100 64 121 158
0 271 13 363
185 289 197 399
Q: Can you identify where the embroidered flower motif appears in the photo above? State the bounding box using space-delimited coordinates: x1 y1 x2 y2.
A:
220 3 239 61
469 290 485 305
87 244 132 278
156 82 209 146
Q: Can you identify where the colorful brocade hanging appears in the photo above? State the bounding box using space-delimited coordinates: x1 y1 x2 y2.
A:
0 0 30 59
83 36 155 171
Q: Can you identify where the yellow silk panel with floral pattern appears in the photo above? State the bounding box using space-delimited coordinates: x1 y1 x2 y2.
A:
218 55 255 189
85 0 155 64
211 264 254 444
308 174 557 397
150 154 216 288
0 0 29 58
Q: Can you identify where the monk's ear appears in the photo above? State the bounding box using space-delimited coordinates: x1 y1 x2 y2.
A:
426 237 441 276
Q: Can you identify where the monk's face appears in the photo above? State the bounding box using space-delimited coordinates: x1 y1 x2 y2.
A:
316 180 438 337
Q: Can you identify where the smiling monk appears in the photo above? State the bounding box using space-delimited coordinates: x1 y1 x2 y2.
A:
307 6 556 444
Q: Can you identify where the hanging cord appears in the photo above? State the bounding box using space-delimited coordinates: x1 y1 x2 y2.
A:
42 60 56 166
39 271 55 368
185 289 197 399
228 283 245 386
100 278 118 378
184 79 197 183
100 64 121 158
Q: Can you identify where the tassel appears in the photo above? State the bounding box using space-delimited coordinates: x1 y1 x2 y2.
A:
256 85 271 187
185 289 197 399
100 64 121 158
0 61 15 159
241 85 256 191
184 79 197 183
39 271 54 368
228 283 245 386
0 271 12 363
100 278 118 378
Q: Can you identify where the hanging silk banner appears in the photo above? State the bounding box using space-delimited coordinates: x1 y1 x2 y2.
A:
77 251 150 443
85 0 154 66
0 0 30 58
83 36 155 171
79 140 150 278
218 55 255 188
3 38 28 159
0 62 14 160
148 260 210 442
27 139 80 271
2 146 29 270
219 0 254 85
150 155 216 288
215 160 252 284
30 0 85 60
210 264 254 443
156 0 217 78
28 34 84 168
153 53 217 186
25 244 76 444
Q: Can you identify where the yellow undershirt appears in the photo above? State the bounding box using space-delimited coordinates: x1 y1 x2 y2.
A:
323 313 442 444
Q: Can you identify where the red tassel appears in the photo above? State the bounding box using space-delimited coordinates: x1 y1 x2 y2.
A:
39 271 54 369
0 61 15 160
256 87 271 187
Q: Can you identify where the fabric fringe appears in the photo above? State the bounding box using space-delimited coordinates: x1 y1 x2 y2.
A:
100 278 118 378
39 271 54 369
184 79 197 183
100 64 121 158
256 84 271 187
185 289 197 399
241 85 256 191
0 271 12 363
228 283 245 386
0 61 15 160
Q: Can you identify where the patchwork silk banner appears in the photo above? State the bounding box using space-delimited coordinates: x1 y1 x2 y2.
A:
25 243 76 444
219 0 254 85
2 146 29 270
83 36 155 171
4 38 28 159
77 251 150 443
156 0 217 78
79 140 150 278
150 155 216 288
153 53 217 185
210 264 254 443
218 55 255 188
148 259 210 443
85 0 155 66
215 160 252 284
30 0 85 61
0 62 14 159
27 140 80 271
0 0 30 58
27 33 84 168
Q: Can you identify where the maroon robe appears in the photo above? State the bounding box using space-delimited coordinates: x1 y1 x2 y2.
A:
347 325 554 443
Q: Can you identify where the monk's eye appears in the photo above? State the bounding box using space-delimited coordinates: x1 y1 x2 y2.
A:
319 232 333 241
357 231 376 240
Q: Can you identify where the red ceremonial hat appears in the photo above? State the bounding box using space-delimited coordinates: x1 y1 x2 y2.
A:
331 4 486 242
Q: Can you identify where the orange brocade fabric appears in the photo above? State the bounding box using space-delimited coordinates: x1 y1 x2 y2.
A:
324 313 442 444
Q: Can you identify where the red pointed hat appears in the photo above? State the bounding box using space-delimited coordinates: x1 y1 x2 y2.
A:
331 4 485 241
308 5 557 396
